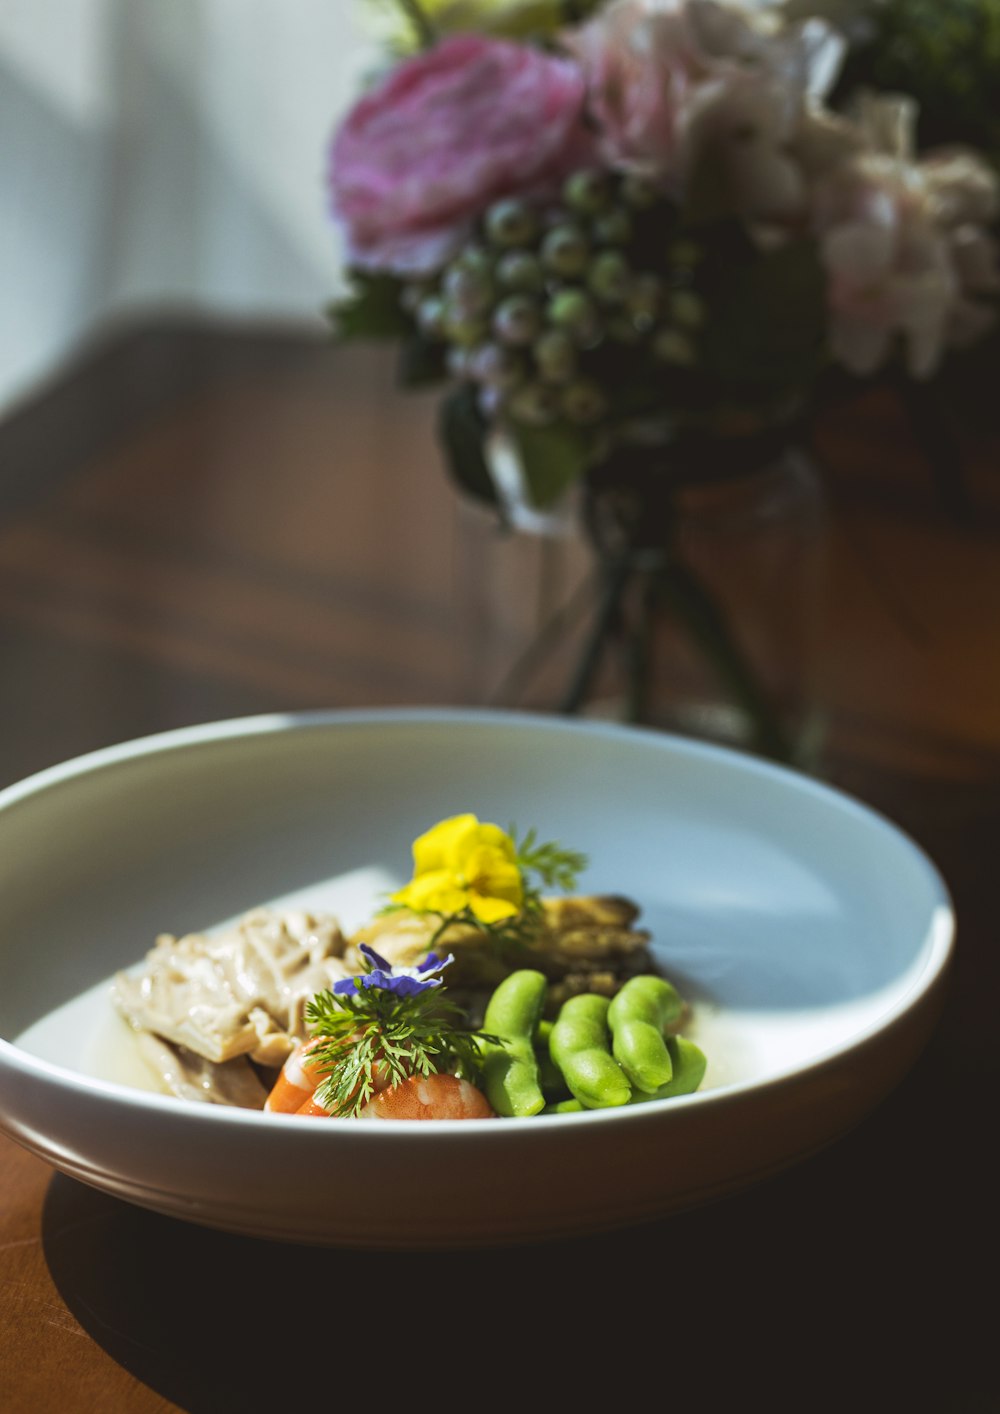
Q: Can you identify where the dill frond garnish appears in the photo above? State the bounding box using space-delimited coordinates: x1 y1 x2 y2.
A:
512 826 588 902
303 947 501 1118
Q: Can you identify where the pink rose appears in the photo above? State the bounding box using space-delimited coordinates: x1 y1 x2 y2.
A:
330 34 592 277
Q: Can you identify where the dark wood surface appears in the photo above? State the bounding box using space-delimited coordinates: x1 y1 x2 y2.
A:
1 321 997 1411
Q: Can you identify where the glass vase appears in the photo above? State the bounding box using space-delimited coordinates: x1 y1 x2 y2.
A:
456 435 829 771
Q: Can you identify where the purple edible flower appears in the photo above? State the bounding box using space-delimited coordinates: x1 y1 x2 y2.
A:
331 945 455 998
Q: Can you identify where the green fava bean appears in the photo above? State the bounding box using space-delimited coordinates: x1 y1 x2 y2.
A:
608 975 684 1093
543 1097 584 1114
533 1020 570 1101
549 994 632 1109
480 970 548 1117
629 1036 707 1104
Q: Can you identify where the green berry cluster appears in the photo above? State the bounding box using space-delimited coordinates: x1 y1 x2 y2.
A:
405 168 704 429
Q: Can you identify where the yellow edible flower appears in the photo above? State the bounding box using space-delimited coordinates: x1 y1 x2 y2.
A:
393 813 524 923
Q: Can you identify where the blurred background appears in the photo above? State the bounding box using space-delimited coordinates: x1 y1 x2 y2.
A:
2 0 999 779
1 6 998 1406
1 0 361 415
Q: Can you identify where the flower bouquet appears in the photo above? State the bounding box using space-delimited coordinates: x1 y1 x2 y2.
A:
325 0 999 762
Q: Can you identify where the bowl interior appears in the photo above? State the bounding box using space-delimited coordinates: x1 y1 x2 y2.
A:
0 711 951 1099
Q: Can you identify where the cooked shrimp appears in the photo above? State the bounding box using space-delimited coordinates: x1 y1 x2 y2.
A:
358 1073 495 1121
264 1038 325 1113
294 1093 333 1117
269 1035 397 1116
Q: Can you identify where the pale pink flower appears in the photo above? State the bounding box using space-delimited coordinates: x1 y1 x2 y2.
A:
949 224 1000 295
685 0 842 91
921 149 999 228
680 70 808 219
812 96 999 377
789 104 864 182
679 3 845 219
566 0 845 220
329 34 592 276
563 0 698 176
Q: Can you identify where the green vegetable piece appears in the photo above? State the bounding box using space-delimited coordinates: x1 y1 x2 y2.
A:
607 975 684 1094
480 970 548 1117
536 1052 569 1101
549 994 632 1109
544 1097 584 1114
629 1037 707 1104
532 1021 570 1100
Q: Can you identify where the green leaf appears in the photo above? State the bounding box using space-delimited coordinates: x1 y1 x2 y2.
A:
508 419 591 509
327 271 412 341
833 0 1000 159
437 384 500 508
398 333 448 389
698 239 827 392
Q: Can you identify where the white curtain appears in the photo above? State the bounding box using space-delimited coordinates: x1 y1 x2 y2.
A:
0 0 369 414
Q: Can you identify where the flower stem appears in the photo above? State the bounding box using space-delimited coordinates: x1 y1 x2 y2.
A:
654 560 795 763
394 0 436 47
558 556 632 714
488 565 601 707
624 572 657 724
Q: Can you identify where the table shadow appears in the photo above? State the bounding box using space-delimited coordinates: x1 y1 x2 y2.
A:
39 1078 988 1414
39 1167 820 1411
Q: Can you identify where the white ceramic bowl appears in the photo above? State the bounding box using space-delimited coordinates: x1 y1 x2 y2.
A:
0 710 953 1248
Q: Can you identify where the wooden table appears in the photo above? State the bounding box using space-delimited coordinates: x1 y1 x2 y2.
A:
1 322 997 1411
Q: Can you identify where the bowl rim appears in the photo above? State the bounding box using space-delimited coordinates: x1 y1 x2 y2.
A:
0 706 956 1139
